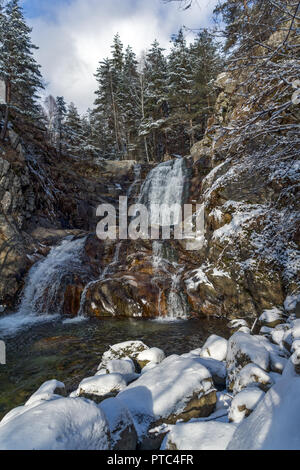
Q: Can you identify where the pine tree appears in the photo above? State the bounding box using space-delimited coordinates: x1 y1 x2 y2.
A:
55 96 67 156
0 0 44 140
65 102 83 157
189 30 223 137
141 39 169 161
167 29 194 155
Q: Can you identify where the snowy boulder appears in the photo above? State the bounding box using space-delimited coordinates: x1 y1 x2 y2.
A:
136 347 165 369
72 373 127 403
233 363 273 394
25 380 66 407
237 326 251 334
270 353 288 374
292 319 300 341
259 308 283 328
98 341 149 372
271 324 290 347
200 334 228 362
227 319 248 331
105 358 139 384
141 362 159 375
291 340 300 353
228 388 265 423
183 355 226 387
282 329 293 352
100 398 137 450
282 351 300 378
162 421 237 451
226 332 270 391
227 377 300 450
0 397 111 450
117 355 216 449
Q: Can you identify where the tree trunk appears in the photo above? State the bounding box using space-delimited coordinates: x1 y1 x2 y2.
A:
1 81 11 141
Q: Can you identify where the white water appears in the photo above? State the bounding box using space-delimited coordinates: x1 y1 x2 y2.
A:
139 158 186 226
0 236 87 336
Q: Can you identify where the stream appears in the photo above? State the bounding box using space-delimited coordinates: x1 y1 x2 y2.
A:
0 316 229 420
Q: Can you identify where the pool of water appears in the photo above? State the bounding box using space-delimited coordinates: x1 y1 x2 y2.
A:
0 316 229 420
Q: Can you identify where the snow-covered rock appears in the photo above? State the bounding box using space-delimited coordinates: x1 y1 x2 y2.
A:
100 398 137 450
136 347 165 369
200 334 228 361
162 421 237 450
228 388 265 423
227 377 300 450
271 324 290 347
227 319 248 330
183 355 226 386
105 358 138 384
233 363 273 394
270 353 288 374
226 332 270 391
282 351 300 379
72 373 127 402
291 340 300 353
25 380 65 407
259 307 283 328
292 319 300 341
98 341 149 371
117 355 216 449
0 398 111 450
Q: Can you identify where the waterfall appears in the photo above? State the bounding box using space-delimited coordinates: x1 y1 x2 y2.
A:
139 158 186 226
0 236 87 336
143 160 189 321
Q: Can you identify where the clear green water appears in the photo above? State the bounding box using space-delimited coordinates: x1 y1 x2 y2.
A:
0 317 229 420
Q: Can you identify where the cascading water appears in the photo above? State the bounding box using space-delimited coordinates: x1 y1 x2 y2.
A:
139 158 186 226
0 236 87 336
143 158 190 320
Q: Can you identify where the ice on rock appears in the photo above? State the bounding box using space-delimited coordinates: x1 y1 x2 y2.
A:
117 356 216 446
233 363 273 394
25 380 65 407
100 398 137 450
227 377 300 450
226 332 270 391
136 348 165 368
98 341 149 371
0 398 111 450
162 421 237 450
73 373 127 399
228 388 265 423
200 335 228 361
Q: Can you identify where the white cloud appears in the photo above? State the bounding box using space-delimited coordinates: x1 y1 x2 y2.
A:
28 0 217 112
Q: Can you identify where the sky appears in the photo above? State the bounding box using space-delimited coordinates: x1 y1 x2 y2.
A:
21 0 218 113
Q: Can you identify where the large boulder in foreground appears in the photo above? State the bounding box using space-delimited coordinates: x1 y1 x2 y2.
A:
226 332 270 391
227 377 300 450
0 397 111 450
117 355 216 449
162 421 237 450
100 397 138 450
